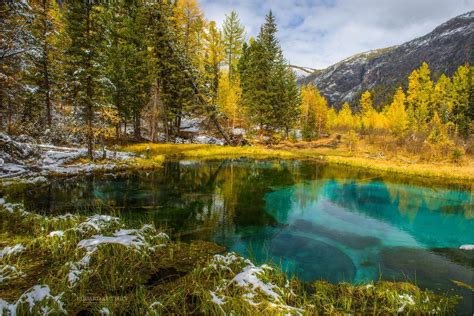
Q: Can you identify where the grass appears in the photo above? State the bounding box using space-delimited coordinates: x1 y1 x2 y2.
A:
120 141 474 183
0 201 461 315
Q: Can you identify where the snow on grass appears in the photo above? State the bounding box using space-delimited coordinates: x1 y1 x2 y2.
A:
48 230 65 238
0 285 66 315
232 265 280 300
0 264 25 283
99 307 111 315
459 244 474 250
75 215 120 233
210 291 226 305
68 225 168 286
397 293 415 313
0 244 25 260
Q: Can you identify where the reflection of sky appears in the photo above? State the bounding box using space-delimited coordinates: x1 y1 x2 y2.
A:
266 180 474 249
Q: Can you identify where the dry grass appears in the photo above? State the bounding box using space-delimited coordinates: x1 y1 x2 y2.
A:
120 139 474 183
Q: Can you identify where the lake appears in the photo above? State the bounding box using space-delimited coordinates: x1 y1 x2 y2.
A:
8 159 474 312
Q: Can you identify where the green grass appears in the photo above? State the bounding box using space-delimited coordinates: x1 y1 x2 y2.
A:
0 201 461 315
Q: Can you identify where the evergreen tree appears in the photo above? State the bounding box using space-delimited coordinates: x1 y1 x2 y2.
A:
239 12 300 136
23 0 60 130
104 1 151 139
222 10 245 81
63 0 105 158
0 1 31 132
451 65 471 136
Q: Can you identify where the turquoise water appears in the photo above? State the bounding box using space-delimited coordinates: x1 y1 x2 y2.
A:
9 160 474 312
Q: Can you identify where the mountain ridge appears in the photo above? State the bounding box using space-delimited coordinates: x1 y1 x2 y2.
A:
297 11 474 108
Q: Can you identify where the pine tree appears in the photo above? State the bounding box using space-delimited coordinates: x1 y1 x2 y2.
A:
222 10 245 81
24 0 58 129
63 0 105 158
0 1 31 132
451 65 471 136
103 1 151 139
239 12 300 136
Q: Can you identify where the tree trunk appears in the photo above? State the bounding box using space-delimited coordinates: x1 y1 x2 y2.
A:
134 110 141 139
85 4 93 160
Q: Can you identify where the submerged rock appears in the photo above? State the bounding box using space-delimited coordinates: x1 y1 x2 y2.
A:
291 219 381 249
270 232 356 282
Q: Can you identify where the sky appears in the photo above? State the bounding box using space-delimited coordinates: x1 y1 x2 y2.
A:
200 0 474 69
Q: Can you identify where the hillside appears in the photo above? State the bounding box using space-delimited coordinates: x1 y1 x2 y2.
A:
298 11 474 108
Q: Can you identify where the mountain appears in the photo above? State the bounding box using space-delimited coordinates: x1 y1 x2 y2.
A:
298 11 474 108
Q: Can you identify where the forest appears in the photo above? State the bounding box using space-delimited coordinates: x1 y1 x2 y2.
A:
2 0 472 162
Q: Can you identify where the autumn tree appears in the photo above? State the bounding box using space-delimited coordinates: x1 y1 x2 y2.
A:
407 62 433 133
386 87 409 137
301 84 328 140
204 21 225 106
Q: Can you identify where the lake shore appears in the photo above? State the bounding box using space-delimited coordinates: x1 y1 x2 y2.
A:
121 143 474 184
0 199 460 315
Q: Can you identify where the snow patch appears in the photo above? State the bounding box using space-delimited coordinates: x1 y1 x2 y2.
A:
0 244 25 260
460 244 474 250
0 285 65 315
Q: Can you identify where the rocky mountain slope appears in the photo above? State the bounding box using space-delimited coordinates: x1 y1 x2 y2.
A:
298 11 474 108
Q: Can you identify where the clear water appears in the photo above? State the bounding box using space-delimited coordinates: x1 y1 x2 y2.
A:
8 160 474 312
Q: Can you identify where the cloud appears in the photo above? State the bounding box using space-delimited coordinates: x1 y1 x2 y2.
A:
200 0 474 68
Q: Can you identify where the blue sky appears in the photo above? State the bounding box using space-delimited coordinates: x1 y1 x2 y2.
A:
200 0 474 69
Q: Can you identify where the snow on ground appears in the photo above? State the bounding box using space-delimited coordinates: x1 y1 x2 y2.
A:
0 133 135 182
459 244 474 250
0 285 66 315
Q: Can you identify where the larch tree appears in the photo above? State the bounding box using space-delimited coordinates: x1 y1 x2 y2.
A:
204 21 225 106
407 62 433 133
431 74 453 123
222 10 245 81
301 84 327 140
386 87 408 137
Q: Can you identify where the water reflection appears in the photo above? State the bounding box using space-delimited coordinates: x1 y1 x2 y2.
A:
9 159 474 312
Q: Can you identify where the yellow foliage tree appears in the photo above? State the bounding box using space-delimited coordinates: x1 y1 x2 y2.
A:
335 102 355 131
173 0 206 70
431 74 453 123
386 87 409 137
301 84 329 140
407 62 433 133
204 21 225 105
217 69 242 129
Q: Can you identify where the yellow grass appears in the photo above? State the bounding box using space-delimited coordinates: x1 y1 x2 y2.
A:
121 142 474 183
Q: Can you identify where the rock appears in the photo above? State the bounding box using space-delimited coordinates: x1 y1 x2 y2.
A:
299 11 473 107
291 219 381 249
0 133 40 163
270 232 356 282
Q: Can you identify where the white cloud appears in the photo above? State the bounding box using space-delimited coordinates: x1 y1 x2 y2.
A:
200 0 474 68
